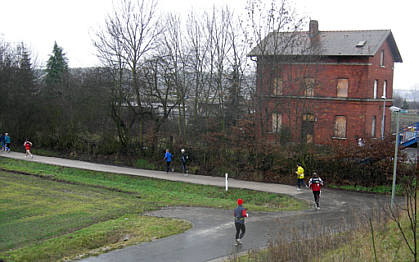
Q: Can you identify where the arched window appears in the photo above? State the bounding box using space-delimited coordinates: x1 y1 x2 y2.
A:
373 80 378 99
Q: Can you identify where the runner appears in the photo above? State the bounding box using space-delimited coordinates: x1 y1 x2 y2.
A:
234 198 248 245
180 148 189 175
24 139 33 158
4 133 10 152
295 163 308 190
164 149 172 173
309 172 324 210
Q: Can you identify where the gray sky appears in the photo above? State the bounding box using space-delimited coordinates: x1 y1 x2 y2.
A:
0 0 417 90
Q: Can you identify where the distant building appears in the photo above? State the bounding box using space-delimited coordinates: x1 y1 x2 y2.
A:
249 20 402 145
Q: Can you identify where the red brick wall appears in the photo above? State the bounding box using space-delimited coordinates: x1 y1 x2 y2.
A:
256 40 395 145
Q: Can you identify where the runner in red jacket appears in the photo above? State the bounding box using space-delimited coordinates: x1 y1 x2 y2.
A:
23 139 33 158
309 172 323 209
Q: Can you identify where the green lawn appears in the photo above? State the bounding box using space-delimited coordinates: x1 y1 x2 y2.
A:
328 183 403 194
321 210 417 262
0 171 190 261
0 157 307 261
0 158 306 211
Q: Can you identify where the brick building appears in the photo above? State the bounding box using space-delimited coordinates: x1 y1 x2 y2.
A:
249 20 402 145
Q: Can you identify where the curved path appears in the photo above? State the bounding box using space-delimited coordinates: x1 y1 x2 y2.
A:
0 152 396 262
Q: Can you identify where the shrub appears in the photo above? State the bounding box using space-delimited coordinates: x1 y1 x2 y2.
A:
135 159 155 170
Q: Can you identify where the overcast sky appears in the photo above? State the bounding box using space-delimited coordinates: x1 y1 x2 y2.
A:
0 0 417 90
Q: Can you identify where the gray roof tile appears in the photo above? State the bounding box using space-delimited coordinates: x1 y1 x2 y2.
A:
248 30 402 62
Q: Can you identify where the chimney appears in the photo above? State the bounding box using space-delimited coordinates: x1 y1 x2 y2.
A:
309 20 319 38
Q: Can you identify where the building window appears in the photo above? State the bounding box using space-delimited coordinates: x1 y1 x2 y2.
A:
380 50 384 67
334 116 346 138
303 113 315 121
373 80 378 99
336 79 348 98
272 77 283 95
371 116 376 137
304 78 315 97
383 80 387 98
272 113 282 133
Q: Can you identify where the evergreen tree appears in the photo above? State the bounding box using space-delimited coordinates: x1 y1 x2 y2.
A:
0 42 37 140
44 41 69 97
15 43 37 139
40 42 70 146
18 43 36 95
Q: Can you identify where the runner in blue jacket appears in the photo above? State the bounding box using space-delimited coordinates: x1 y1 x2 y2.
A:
164 149 172 173
4 133 11 152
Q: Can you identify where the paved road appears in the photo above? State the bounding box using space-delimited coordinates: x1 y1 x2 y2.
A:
0 152 396 262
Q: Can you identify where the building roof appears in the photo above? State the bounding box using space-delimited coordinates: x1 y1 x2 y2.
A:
248 29 403 62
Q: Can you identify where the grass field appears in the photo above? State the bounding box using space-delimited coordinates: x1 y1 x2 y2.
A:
0 170 190 261
328 183 403 194
321 216 417 262
0 157 307 261
0 158 306 211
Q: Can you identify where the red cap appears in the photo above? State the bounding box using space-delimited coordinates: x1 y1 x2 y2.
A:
237 198 243 205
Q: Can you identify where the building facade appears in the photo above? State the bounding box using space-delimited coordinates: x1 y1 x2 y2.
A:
249 20 402 145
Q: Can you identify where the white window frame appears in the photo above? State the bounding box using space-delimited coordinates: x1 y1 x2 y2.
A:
371 116 376 137
383 80 387 98
373 80 378 99
380 50 384 67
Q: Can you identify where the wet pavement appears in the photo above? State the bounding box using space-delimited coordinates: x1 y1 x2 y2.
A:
0 152 399 262
79 190 390 262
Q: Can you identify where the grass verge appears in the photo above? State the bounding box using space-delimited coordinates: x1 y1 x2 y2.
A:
0 157 306 212
321 204 417 261
328 183 403 195
0 171 190 261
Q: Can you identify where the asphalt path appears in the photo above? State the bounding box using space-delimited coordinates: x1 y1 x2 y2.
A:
0 152 397 262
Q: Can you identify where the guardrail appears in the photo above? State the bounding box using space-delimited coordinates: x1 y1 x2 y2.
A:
400 122 419 147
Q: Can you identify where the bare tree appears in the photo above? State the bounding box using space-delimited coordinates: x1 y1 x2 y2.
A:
161 14 189 143
185 11 215 122
224 11 249 127
93 0 163 151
